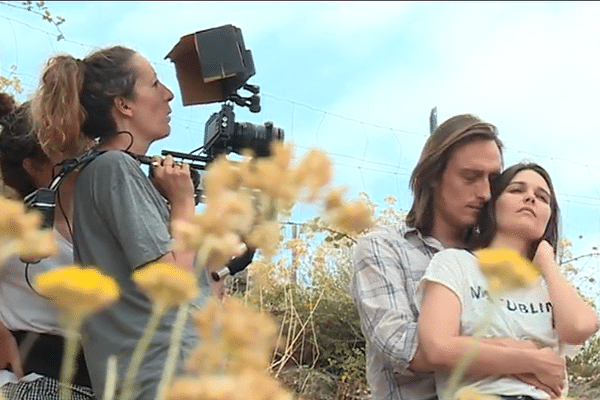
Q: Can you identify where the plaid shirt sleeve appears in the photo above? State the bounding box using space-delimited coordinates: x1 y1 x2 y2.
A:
351 228 421 372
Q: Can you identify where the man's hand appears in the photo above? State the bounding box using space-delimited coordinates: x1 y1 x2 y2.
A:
511 373 562 399
480 337 565 398
525 347 566 398
0 325 23 378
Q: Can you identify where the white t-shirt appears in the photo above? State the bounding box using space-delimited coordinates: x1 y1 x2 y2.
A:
418 248 573 400
0 230 72 336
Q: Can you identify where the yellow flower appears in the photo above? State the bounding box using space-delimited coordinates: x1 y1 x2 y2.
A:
246 220 281 258
324 186 348 211
455 387 501 400
291 148 333 202
0 197 57 263
34 265 119 317
240 157 294 204
270 141 294 170
18 228 58 262
474 248 540 294
203 156 243 199
326 199 374 234
198 232 246 271
132 262 199 311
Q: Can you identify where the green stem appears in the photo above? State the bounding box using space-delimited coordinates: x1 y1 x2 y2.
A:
120 304 165 400
102 355 118 400
59 315 84 400
154 304 190 400
0 240 19 267
442 296 499 400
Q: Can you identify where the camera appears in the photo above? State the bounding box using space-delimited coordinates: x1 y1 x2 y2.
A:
164 24 284 163
203 102 284 159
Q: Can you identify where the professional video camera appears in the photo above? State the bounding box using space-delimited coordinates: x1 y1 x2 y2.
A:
159 24 284 170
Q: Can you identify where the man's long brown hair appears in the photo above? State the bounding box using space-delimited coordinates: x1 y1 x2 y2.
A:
406 114 503 236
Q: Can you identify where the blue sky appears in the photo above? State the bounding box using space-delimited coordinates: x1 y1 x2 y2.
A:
2 1 600 291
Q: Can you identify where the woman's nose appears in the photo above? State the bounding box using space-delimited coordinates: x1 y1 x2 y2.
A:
524 193 535 203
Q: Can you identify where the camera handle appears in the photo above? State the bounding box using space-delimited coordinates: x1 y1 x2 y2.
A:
227 83 261 113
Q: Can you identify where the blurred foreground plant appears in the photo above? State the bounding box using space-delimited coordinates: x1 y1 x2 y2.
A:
34 265 119 399
120 262 200 400
173 142 373 275
167 297 293 400
0 195 57 266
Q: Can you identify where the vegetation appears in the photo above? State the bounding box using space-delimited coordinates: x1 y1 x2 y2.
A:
233 195 600 400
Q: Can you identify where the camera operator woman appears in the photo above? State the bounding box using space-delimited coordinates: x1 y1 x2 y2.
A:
0 92 94 399
30 46 210 399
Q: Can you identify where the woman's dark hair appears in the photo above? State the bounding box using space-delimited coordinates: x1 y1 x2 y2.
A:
406 114 503 236
468 162 560 260
31 46 138 157
0 93 50 198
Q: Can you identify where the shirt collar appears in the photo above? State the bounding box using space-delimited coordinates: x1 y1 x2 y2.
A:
399 220 445 252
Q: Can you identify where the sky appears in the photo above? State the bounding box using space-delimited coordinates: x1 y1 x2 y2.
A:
1 1 600 294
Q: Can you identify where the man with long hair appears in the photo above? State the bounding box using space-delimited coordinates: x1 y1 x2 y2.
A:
351 114 566 400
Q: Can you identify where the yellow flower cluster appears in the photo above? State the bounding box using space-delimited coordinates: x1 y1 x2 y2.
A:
167 297 291 400
34 264 119 318
324 187 374 235
173 141 373 270
132 262 199 311
474 248 540 295
0 195 57 265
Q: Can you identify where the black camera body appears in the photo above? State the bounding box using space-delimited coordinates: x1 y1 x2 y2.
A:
203 102 284 159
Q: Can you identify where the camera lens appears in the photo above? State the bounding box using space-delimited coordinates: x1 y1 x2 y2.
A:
233 121 284 157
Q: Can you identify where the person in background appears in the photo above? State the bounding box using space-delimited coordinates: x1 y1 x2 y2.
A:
0 92 95 400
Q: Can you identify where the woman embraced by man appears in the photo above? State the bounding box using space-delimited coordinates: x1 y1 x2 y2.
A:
417 162 599 399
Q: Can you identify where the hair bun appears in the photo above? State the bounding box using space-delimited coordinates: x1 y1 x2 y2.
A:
0 92 18 119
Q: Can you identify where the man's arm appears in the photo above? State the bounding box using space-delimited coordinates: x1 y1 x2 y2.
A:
417 280 566 398
351 233 421 371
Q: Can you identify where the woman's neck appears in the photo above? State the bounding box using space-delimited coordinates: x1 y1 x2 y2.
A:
99 132 149 155
488 233 529 257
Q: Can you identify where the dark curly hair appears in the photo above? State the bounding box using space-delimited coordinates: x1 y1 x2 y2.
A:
0 92 50 198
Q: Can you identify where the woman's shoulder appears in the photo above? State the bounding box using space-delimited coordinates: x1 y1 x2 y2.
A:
94 149 136 164
432 248 475 262
83 150 140 174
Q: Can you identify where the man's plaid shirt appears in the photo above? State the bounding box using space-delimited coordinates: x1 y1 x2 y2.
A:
351 221 444 400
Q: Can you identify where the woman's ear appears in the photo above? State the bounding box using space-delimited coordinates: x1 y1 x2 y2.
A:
22 157 40 177
22 157 51 189
113 96 133 117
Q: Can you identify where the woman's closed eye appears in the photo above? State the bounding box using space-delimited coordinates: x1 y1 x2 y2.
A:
536 191 550 204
